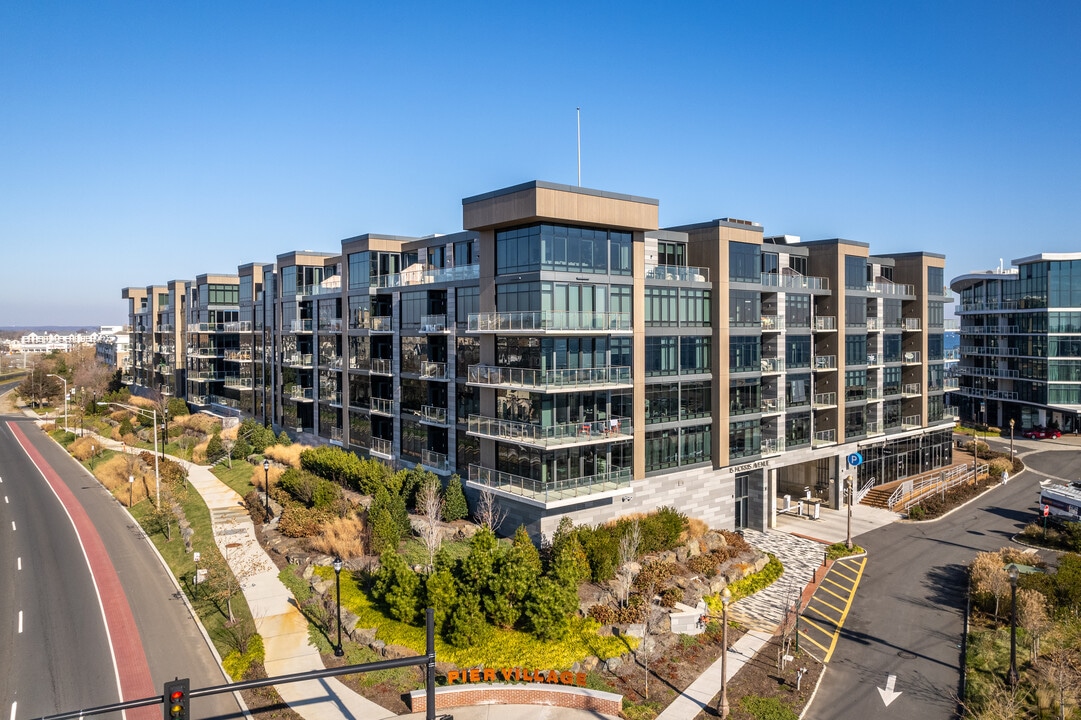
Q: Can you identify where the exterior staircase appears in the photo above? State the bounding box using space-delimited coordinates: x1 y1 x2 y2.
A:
860 481 903 510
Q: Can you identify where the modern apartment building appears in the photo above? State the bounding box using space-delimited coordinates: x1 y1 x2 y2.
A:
951 253 1081 433
121 180 956 537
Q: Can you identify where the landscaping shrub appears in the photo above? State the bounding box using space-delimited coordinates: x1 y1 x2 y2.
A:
633 561 677 593
264 442 306 469
660 586 682 608
721 529 750 553
277 505 329 537
445 592 489 648
231 438 252 461
369 506 402 555
300 445 367 491
723 553 783 603
687 553 718 576
277 430 292 446
637 506 687 553
373 551 420 624
442 474 469 521
308 514 366 558
587 604 616 625
206 432 224 462
277 468 341 510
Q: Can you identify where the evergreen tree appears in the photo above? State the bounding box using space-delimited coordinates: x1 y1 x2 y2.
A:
424 567 459 635
487 526 542 628
375 552 420 624
206 432 224 461
524 574 578 641
442 474 468 522
370 505 401 555
445 592 488 648
277 430 292 446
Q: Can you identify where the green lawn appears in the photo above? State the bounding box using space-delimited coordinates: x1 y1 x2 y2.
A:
212 461 259 497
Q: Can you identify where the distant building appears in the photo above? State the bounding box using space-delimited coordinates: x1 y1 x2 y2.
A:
951 253 1081 432
10 327 124 354
121 180 957 537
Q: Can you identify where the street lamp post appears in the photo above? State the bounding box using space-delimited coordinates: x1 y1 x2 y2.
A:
1009 418 1015 463
846 475 854 551
128 474 135 507
263 459 271 522
47 374 68 431
90 443 96 470
333 557 345 657
100 402 159 506
718 586 731 718
1007 565 1019 688
161 406 169 460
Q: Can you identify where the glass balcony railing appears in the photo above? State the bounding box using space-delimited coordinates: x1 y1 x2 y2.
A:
322 391 342 406
814 355 837 370
225 350 252 361
761 357 785 374
369 316 394 332
865 420 883 435
421 405 448 425
223 376 253 389
421 449 450 474
370 436 393 457
370 358 392 375
467 364 633 391
867 281 915 296
760 397 785 414
866 353 882 366
468 311 632 333
812 430 836 447
317 318 343 333
902 383 922 397
420 315 447 332
761 273 829 291
223 321 253 332
370 397 395 415
329 427 343 444
866 387 882 400
902 414 922 429
283 353 313 367
645 264 710 282
903 351 922 364
945 406 960 419
289 319 314 332
468 464 632 506
813 392 837 408
813 316 836 331
288 386 313 401
468 415 632 448
375 264 480 288
419 361 447 380
760 438 785 456
866 318 883 331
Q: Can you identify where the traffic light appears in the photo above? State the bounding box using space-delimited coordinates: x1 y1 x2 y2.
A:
163 678 189 720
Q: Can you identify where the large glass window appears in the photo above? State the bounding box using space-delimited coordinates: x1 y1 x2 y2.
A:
786 294 811 328
729 419 761 459
400 291 425 327
681 381 712 419
845 370 867 401
680 425 711 466
680 290 711 326
786 336 812 369
845 406 866 436
646 337 678 376
646 383 679 424
497 223 628 275
646 288 678 326
929 301 944 329
657 241 685 266
729 242 761 282
787 375 810 408
730 290 761 326
730 336 760 373
845 296 867 327
730 379 761 415
786 413 810 448
845 333 868 365
845 256 867 290
456 287 478 328
928 266 944 295
646 428 679 471
928 333 944 361
348 252 370 290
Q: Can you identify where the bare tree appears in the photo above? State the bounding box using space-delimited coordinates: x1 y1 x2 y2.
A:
970 552 1011 620
1033 650 1081 720
954 677 1027 720
635 573 663 701
475 488 507 533
1016 587 1051 661
417 479 444 572
616 520 641 608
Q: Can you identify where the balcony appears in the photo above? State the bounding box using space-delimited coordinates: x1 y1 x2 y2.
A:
322 391 342 406
867 281 915 297
760 357 785 374
222 321 253 333
370 397 395 416
901 414 922 430
189 394 209 405
902 383 922 397
961 325 1018 335
329 426 343 445
865 420 884 436
188 347 225 359
866 318 883 331
420 405 448 426
187 371 222 381
760 273 829 291
883 384 902 398
419 361 447 380
467 415 632 449
223 376 253 389
867 353 882 367
370 316 394 332
760 438 786 456
468 464 633 508
420 449 451 474
288 386 313 402
421 315 448 333
812 429 836 448
813 316 837 332
961 345 1020 357
760 397 785 414
761 315 784 332
289 319 314 333
813 355 837 371
318 318 344 333
190 322 227 333
225 350 251 361
283 353 314 367
375 263 479 288
902 351 922 364
899 318 922 332
646 264 710 282
155 324 174 333
467 364 633 392
866 387 882 401
468 311 631 334
370 358 393 375
813 392 837 408
369 436 393 459
945 406 960 419
320 355 343 370
121 375 134 384
209 394 239 409
943 378 960 391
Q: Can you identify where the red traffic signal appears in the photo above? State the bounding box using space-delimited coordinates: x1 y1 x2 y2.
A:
1043 504 1050 517
163 678 190 720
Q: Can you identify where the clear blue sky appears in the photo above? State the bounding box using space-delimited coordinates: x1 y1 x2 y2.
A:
2 1 1078 326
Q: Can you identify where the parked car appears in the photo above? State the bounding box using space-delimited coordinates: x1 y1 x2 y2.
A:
1023 426 1062 439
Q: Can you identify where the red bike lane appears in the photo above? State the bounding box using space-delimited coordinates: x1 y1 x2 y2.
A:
9 422 159 720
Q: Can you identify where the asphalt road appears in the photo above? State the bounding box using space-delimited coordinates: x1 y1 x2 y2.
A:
804 438 1066 720
0 412 244 720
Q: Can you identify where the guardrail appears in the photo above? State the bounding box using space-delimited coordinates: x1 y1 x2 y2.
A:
887 464 986 511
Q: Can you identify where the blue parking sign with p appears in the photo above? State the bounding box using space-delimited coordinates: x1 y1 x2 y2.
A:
847 452 863 467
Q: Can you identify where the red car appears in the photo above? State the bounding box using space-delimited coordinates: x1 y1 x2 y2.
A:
1023 427 1062 439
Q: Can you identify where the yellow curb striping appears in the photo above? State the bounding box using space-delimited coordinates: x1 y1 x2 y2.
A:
806 603 840 623
799 616 833 635
822 556 868 663
798 630 832 654
831 566 858 583
809 595 846 615
819 584 851 603
823 576 853 593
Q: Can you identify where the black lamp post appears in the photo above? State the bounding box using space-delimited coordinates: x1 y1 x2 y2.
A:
333 557 345 657
718 586 731 718
846 475 854 551
1007 564 1019 688
161 406 169 459
263 459 271 521
1009 418 1015 463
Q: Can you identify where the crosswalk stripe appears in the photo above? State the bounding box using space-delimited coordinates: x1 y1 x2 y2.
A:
806 603 839 622
809 595 846 615
798 630 831 654
819 584 850 603
799 616 832 634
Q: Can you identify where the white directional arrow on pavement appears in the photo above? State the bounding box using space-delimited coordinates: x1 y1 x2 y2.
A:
877 673 902 707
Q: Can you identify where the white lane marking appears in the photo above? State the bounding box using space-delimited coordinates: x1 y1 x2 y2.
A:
4 496 7 503
18 611 22 633
10 521 14 531
17 557 21 570
11 700 17 720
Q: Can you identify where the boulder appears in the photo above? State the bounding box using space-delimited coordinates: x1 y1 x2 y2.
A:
701 532 728 552
604 656 623 672
310 576 333 595
383 644 415 660
709 579 728 595
658 551 678 564
752 553 770 573
675 547 689 563
622 623 647 639
301 565 316 581
579 656 600 672
350 626 377 645
686 539 702 557
370 639 386 655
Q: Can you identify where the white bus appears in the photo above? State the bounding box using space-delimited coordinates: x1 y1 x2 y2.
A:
1039 482 1081 521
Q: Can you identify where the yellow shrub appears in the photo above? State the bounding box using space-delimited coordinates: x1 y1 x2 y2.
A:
221 424 239 441
96 455 152 506
192 440 209 464
308 514 366 558
69 437 97 461
172 413 221 435
264 443 307 469
684 517 709 540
